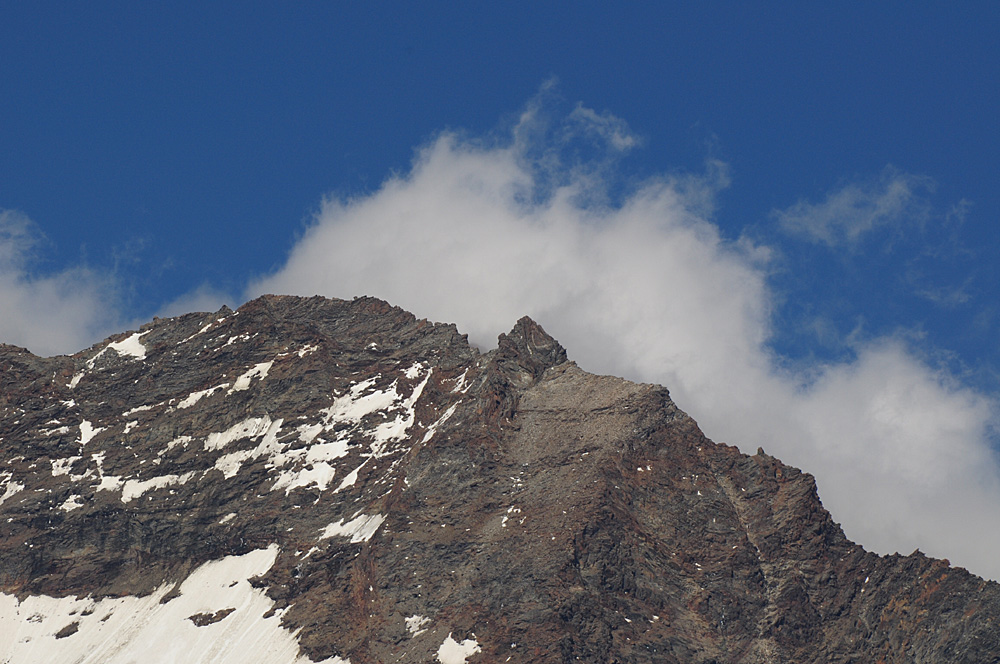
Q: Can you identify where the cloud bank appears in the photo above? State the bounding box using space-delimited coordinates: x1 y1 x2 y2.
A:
0 210 120 356
251 102 1000 580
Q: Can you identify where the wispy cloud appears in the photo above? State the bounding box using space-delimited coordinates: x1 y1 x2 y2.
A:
772 167 934 248
251 97 1000 580
905 199 979 308
913 281 973 307
567 103 641 152
0 210 121 356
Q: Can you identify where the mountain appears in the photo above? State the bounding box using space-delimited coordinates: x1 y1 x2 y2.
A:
1 294 998 663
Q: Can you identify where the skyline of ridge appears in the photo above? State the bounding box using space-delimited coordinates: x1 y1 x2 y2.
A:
1 4 999 585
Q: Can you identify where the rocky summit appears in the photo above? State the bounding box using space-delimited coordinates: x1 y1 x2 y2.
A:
1 295 999 663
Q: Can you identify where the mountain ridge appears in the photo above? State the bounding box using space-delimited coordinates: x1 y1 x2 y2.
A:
1 294 998 663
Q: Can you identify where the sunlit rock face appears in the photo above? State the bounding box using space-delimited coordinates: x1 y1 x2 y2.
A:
1 294 999 663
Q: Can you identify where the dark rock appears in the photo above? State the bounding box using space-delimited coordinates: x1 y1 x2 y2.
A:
54 620 80 639
0 294 998 662
189 608 236 626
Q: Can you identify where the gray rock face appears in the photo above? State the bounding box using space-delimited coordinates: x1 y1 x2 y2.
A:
1 294 999 663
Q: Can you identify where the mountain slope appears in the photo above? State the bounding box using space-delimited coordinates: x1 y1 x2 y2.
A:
1 295 998 663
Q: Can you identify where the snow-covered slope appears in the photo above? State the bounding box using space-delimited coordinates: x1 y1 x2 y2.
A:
0 546 346 664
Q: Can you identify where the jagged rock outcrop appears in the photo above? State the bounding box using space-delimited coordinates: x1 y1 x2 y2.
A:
1 295 998 663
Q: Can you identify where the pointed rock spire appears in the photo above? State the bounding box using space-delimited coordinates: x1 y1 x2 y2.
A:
494 316 567 384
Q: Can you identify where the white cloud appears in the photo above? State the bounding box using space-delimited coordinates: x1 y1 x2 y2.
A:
773 167 934 247
0 210 121 356
250 101 1000 581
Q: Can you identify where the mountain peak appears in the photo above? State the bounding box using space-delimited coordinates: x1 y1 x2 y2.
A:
494 316 567 382
1 295 998 663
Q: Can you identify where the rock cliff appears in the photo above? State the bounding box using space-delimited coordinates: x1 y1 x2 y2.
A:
1 295 998 663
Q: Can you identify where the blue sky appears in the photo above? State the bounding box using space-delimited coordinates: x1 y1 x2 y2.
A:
3 4 998 377
4 4 1000 579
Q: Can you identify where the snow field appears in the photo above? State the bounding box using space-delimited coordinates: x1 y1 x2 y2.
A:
0 546 349 664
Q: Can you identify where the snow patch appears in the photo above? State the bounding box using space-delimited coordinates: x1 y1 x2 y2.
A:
50 457 82 477
222 333 252 347
121 472 197 503
450 368 471 393
123 404 153 416
91 453 123 494
0 475 24 507
59 495 84 512
204 417 275 452
95 474 123 493
0 546 350 664
313 367 432 461
212 418 283 479
68 332 148 388
296 344 318 358
369 372 431 457
302 439 351 464
78 421 103 447
270 462 337 495
229 361 273 393
334 461 367 493
96 475 124 493
405 614 431 637
319 513 386 543
437 633 481 664
178 384 230 409
324 377 397 425
268 438 351 495
296 423 324 445
159 436 192 457
193 365 433 494
105 332 149 361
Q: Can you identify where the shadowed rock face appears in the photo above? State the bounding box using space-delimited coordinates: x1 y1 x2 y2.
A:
1 294 999 663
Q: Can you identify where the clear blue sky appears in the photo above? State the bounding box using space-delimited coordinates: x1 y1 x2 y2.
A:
3 3 997 377
4 4 1000 577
